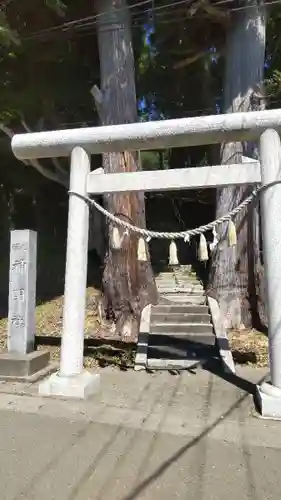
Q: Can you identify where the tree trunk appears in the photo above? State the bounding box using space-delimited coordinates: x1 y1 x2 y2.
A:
95 0 157 339
208 0 266 329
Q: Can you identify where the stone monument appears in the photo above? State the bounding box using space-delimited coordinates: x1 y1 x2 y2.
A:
8 230 37 353
0 230 50 379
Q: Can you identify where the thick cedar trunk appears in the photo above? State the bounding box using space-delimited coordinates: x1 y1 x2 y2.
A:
95 0 157 339
208 1 266 328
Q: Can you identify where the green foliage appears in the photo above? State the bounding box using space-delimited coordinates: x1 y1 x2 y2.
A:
0 0 67 48
264 69 281 98
265 4 281 108
0 0 100 130
135 1 224 122
0 0 102 200
0 0 281 182
45 0 66 16
140 150 169 170
0 10 20 47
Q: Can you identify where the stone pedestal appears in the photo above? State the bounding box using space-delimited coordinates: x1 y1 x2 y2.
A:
0 350 50 381
256 382 281 420
39 371 100 399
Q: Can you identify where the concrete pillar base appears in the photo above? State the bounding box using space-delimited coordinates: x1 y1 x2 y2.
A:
256 381 281 420
0 349 50 380
39 370 100 399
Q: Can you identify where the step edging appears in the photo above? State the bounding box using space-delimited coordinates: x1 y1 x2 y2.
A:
134 304 151 371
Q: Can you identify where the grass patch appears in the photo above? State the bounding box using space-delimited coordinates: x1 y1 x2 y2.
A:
229 328 268 367
0 290 269 369
0 286 135 370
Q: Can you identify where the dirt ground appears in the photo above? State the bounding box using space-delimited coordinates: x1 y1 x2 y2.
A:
0 287 135 370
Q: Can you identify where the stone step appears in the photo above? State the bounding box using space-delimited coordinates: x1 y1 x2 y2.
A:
156 278 198 284
151 312 211 323
158 280 203 284
159 295 206 304
149 330 212 349
158 287 204 295
174 265 195 272
153 305 209 314
151 322 213 335
149 332 215 346
149 335 215 347
158 268 196 273
150 339 215 350
148 333 215 349
136 263 219 372
157 285 203 293
157 279 201 283
156 275 199 282
157 270 196 275
146 343 216 369
175 279 203 286
159 289 204 295
176 281 203 287
156 282 177 289
175 273 198 279
156 275 202 283
147 358 203 370
175 273 199 278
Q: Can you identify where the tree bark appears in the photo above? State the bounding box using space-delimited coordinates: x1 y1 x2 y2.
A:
208 0 266 329
95 0 157 339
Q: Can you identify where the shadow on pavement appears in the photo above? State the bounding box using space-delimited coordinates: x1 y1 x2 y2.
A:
202 358 268 395
120 366 267 500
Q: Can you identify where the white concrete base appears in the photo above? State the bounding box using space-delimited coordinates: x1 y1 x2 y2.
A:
134 363 146 371
256 381 281 420
38 370 100 399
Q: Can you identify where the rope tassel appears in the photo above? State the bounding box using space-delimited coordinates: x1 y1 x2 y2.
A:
137 237 147 262
111 227 122 249
209 226 218 252
228 220 237 247
169 240 179 266
198 234 208 262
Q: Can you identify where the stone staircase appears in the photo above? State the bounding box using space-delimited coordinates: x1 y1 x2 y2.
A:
135 266 218 371
156 268 206 305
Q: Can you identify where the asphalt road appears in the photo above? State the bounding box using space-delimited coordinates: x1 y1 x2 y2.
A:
0 366 280 500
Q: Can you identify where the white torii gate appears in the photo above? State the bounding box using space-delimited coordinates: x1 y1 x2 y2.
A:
11 109 281 418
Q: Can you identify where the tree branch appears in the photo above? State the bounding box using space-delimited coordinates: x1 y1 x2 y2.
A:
203 3 228 23
28 158 68 186
91 84 104 124
189 0 228 24
20 118 68 177
173 51 206 69
51 157 68 176
20 118 32 133
0 123 14 139
0 123 68 187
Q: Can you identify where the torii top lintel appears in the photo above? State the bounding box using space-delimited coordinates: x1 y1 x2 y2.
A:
11 108 281 160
